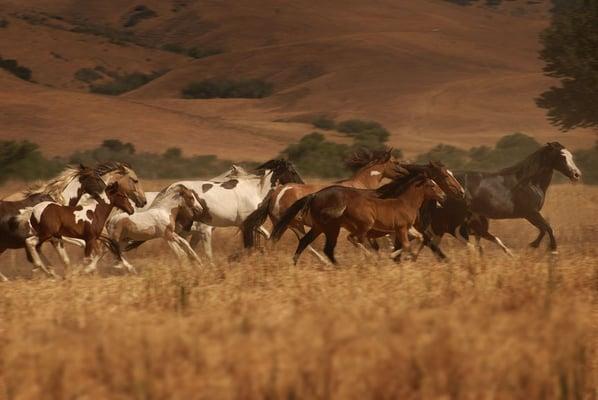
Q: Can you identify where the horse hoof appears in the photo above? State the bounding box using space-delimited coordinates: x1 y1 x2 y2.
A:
529 242 540 249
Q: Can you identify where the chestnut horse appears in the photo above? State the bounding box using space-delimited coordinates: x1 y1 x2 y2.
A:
271 172 446 265
242 148 406 259
27 182 134 277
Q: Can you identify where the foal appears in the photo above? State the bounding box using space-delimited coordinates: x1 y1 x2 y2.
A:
106 184 205 271
27 182 134 277
271 173 446 265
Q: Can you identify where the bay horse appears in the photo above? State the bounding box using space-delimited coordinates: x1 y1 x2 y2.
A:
106 184 206 272
27 182 134 277
415 142 582 258
271 172 446 265
241 148 407 260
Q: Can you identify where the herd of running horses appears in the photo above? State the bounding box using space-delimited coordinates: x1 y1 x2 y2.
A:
0 141 582 281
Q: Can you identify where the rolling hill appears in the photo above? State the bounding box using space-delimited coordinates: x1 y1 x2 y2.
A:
0 0 593 160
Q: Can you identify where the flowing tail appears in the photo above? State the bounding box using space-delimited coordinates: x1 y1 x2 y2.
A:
270 194 315 242
242 190 274 248
98 235 123 260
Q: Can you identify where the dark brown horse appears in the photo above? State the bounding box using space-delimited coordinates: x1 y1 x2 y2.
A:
414 142 582 259
242 148 407 258
27 182 134 277
271 172 446 265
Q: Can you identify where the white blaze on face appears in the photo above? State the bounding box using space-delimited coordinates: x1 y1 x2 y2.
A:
561 149 582 179
273 186 293 218
446 168 465 194
74 195 99 224
370 171 382 176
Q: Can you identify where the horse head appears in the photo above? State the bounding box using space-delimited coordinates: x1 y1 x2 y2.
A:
546 142 582 182
425 161 465 199
96 162 147 207
106 182 134 215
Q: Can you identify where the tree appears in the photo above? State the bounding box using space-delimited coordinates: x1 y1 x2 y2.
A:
536 0 598 130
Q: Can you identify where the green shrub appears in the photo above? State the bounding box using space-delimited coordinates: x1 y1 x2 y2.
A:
416 144 470 169
0 141 62 183
312 116 335 130
281 132 351 178
0 57 32 81
336 119 390 149
575 142 598 184
161 44 222 59
181 78 273 99
74 68 102 83
90 71 164 95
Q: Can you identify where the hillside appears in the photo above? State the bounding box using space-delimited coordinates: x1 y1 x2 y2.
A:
0 0 593 160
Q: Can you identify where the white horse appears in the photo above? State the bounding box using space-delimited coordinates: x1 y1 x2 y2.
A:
106 184 205 272
126 160 304 260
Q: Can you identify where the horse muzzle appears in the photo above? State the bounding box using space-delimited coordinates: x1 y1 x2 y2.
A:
570 170 582 182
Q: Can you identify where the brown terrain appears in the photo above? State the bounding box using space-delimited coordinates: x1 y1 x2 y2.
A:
0 0 594 160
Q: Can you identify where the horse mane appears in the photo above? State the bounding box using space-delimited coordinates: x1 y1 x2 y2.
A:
94 161 131 177
254 159 304 185
151 184 185 207
345 147 393 172
498 143 560 180
374 171 426 199
23 165 97 202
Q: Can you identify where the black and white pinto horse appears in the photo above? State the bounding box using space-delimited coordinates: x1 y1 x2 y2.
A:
419 142 582 258
125 160 304 259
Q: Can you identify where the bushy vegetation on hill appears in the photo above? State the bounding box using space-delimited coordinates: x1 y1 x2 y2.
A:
1 134 596 184
181 79 273 99
416 133 541 171
122 5 157 28
90 70 165 95
0 57 32 81
161 44 222 59
281 118 400 177
0 141 62 183
74 68 103 83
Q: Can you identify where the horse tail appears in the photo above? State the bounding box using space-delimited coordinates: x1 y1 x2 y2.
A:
242 190 274 248
98 235 123 259
123 240 146 252
271 194 315 242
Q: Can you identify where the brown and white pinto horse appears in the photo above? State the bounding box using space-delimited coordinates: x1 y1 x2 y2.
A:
242 148 406 259
271 171 447 265
27 182 134 277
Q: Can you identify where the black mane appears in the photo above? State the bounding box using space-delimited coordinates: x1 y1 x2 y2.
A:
498 142 562 181
255 159 304 185
375 170 426 199
345 147 393 172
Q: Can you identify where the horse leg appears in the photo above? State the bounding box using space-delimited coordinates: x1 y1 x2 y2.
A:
323 225 341 265
293 227 322 265
172 233 203 267
50 238 72 269
83 240 103 274
525 211 557 253
25 236 57 278
191 224 213 261
395 227 414 261
166 238 188 263
0 248 7 282
289 225 329 265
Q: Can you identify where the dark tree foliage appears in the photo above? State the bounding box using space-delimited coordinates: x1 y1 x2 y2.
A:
0 141 62 183
536 0 598 130
0 57 32 81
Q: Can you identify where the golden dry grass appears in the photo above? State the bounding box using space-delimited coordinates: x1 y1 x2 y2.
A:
0 184 597 399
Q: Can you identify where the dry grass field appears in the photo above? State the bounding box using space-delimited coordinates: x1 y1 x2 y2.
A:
0 183 597 399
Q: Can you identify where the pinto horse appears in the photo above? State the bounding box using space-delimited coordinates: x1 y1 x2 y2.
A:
106 184 206 272
416 142 582 259
271 172 446 265
241 148 407 259
27 182 134 277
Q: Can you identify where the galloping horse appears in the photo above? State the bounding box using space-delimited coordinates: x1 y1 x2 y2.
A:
0 162 146 275
417 142 582 258
0 165 107 278
27 182 135 277
242 148 406 260
125 159 304 259
106 184 206 272
271 171 446 264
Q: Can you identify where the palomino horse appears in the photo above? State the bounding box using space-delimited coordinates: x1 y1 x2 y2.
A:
106 184 205 272
271 171 446 264
417 142 582 259
241 148 406 259
127 159 304 260
27 182 135 277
